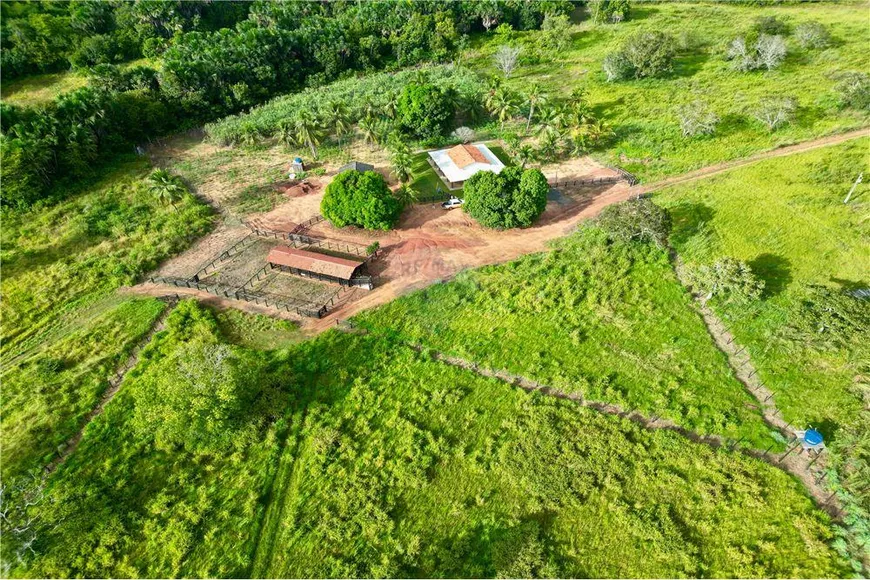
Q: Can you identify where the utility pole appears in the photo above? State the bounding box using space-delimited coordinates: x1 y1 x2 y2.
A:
843 172 863 204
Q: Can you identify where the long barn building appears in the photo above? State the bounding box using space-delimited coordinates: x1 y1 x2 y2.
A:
267 246 371 289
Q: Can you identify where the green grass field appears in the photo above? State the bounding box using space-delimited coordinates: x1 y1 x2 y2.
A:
0 158 212 477
0 70 87 107
250 330 847 578
20 302 849 578
656 138 868 432
465 2 869 181
655 138 869 547
356 227 775 447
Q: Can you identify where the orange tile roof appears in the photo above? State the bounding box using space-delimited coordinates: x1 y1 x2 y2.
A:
447 144 488 169
267 246 363 280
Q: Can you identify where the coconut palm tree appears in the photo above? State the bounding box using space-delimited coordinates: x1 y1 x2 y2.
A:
567 130 590 157
394 184 419 206
276 120 295 148
513 143 536 168
390 145 414 184
148 169 186 209
586 118 613 144
325 100 352 149
524 83 547 134
358 116 380 150
488 88 518 132
293 110 324 159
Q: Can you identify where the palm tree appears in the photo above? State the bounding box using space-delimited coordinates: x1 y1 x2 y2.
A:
586 118 613 144
565 87 591 128
390 144 414 184
394 184 419 206
537 127 562 163
148 169 186 209
484 76 503 113
513 143 535 168
524 84 547 134
567 130 589 157
276 119 295 148
325 101 352 149
382 91 400 120
488 88 517 132
358 116 380 150
293 110 324 159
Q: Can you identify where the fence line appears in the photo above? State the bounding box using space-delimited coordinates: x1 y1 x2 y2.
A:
289 214 325 235
148 276 327 318
192 233 256 280
246 225 371 257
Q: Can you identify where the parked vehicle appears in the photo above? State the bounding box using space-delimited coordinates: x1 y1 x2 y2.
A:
441 197 464 209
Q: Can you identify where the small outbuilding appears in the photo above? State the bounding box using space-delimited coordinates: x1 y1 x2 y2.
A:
267 245 369 287
338 160 375 174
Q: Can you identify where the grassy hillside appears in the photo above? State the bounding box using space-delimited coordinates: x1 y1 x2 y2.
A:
655 138 869 570
356 227 774 446
656 138 868 433
18 302 849 578
0 158 212 476
465 2 869 180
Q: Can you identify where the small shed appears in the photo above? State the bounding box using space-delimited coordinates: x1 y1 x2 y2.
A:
338 160 375 174
267 246 367 287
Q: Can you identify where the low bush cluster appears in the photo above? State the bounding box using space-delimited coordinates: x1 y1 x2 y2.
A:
603 30 677 81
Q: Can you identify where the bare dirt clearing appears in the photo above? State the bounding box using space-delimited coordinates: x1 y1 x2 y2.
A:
137 132 633 329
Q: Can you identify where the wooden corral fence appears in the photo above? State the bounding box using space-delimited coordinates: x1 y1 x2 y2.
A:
192 233 257 280
148 276 328 318
245 224 371 258
289 214 325 235
548 165 639 188
270 263 375 290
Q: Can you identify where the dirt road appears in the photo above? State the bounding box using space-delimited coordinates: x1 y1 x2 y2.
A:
637 127 869 194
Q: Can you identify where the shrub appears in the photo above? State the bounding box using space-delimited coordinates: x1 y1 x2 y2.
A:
685 257 765 304
451 126 476 143
604 31 676 81
602 50 633 82
541 13 572 52
794 21 831 49
834 72 870 111
677 100 719 137
788 285 869 349
321 170 402 230
728 34 787 72
397 82 454 141
753 15 790 36
589 0 631 24
596 197 672 247
753 96 797 131
463 167 548 229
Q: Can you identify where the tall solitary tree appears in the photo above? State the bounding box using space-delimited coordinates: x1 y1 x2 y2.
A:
488 88 518 131
325 101 352 150
292 109 324 159
525 84 547 134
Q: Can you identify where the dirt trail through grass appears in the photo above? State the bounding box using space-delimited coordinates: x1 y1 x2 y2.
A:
393 341 844 520
44 297 178 475
636 128 869 194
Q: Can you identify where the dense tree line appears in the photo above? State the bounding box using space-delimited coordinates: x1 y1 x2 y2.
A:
1 0 571 210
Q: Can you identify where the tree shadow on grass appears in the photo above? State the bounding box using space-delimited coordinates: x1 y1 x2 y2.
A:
664 201 715 249
671 52 710 79
748 253 792 298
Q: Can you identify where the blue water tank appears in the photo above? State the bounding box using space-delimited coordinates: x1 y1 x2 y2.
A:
804 429 824 446
294 157 303 163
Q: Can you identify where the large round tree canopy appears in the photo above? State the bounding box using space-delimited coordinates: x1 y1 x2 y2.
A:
321 170 402 231
463 167 549 229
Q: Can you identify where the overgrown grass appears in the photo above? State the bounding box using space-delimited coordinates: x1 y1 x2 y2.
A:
0 157 213 358
20 301 295 578
356 227 775 447
15 302 850 577
655 138 869 570
1 297 165 477
0 70 87 107
214 308 304 350
257 330 847 578
465 2 869 181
